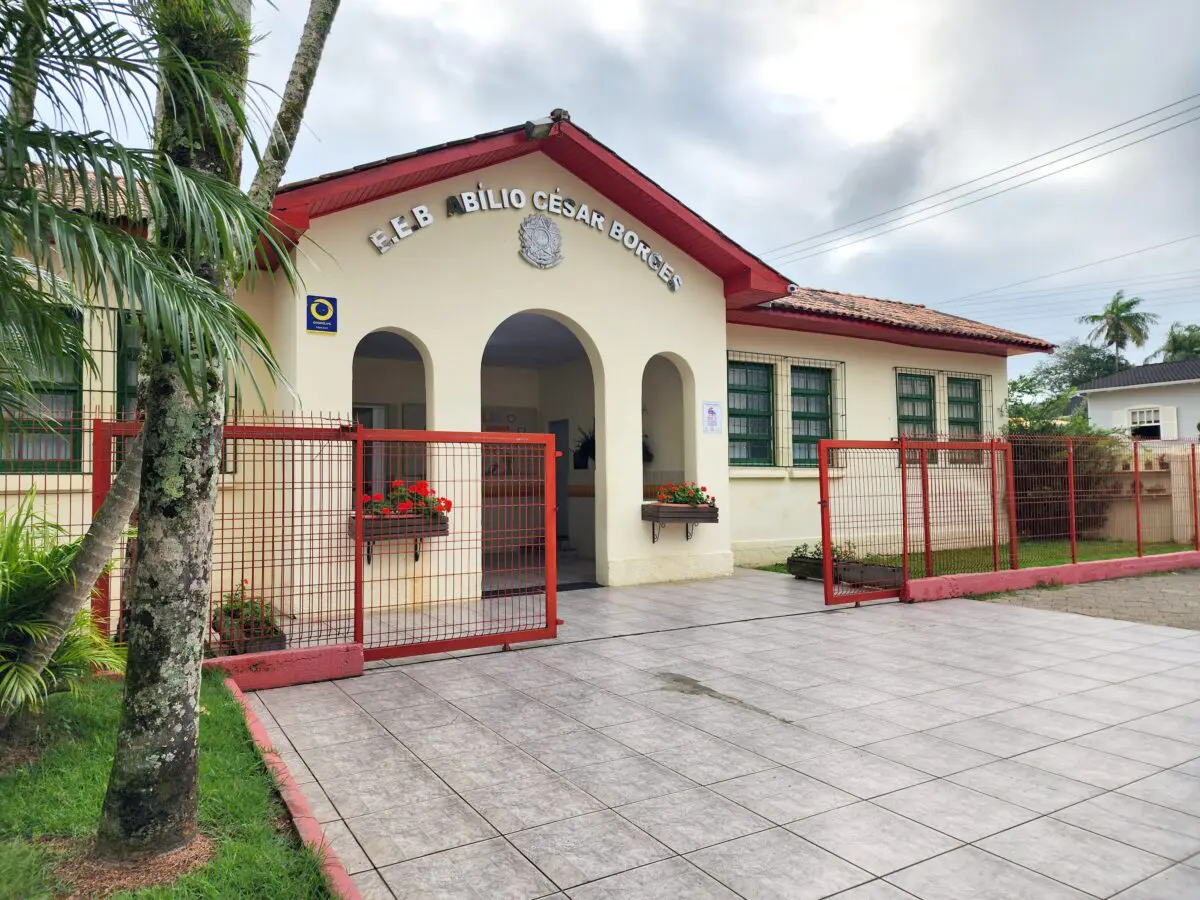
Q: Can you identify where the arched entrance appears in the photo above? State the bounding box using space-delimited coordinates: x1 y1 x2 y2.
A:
352 329 429 495
479 312 599 590
641 354 691 494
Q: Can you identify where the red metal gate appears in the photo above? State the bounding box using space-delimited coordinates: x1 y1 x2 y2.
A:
817 438 1011 605
92 418 557 661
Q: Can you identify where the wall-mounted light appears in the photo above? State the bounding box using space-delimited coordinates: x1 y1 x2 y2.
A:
525 117 555 140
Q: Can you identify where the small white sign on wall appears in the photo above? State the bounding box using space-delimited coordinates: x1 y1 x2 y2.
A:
703 401 722 434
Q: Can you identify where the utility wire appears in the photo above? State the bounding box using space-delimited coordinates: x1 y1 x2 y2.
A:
945 276 1200 309
944 269 1200 303
770 112 1200 266
939 233 1200 304
762 90 1200 258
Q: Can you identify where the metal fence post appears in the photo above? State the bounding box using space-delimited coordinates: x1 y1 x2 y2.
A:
818 439 834 605
353 421 365 646
545 437 559 634
1133 439 1143 558
899 438 910 598
91 419 112 630
1192 444 1199 552
1005 442 1020 569
919 448 933 579
1067 439 1077 564
989 439 1000 572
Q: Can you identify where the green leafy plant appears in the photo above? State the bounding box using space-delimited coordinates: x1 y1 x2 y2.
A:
0 490 124 721
212 581 283 642
654 482 716 507
789 541 857 561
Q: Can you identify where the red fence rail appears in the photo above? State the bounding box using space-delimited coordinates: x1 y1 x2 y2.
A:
819 435 1200 604
0 413 557 662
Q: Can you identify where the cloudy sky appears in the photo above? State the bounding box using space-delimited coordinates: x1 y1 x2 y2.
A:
247 0 1200 375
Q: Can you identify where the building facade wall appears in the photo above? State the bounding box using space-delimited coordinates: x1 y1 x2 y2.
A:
1085 383 1200 440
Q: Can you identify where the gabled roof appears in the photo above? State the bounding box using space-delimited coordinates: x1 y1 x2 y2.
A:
272 112 792 308
1078 358 1200 392
270 110 1052 355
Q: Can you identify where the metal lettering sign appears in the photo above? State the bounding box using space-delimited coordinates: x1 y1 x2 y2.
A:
306 295 338 333
366 181 683 292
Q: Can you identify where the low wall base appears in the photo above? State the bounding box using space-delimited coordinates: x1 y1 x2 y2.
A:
908 550 1200 602
203 643 363 691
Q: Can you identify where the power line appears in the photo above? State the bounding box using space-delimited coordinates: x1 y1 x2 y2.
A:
945 276 1200 310
939 233 1200 304
944 269 1200 304
769 113 1200 266
762 89 1200 258
972 291 1200 324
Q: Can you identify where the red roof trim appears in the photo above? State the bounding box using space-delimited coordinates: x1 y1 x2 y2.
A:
728 308 1029 357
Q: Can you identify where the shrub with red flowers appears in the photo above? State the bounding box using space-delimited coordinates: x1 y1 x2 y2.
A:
362 479 453 517
654 481 716 507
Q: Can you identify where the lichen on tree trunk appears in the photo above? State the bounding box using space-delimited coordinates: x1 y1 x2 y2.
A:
95 357 224 858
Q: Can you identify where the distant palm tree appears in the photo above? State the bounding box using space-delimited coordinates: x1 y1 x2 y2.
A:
1146 322 1200 363
1078 291 1160 373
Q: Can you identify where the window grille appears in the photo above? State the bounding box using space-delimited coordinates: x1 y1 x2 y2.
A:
727 351 846 468
895 367 995 464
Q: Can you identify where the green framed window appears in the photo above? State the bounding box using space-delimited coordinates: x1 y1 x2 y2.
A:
728 361 774 466
791 366 831 467
896 373 935 438
116 311 141 420
0 321 83 473
947 377 982 439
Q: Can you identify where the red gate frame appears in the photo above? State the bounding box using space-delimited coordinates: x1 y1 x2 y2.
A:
818 438 1013 606
91 419 559 657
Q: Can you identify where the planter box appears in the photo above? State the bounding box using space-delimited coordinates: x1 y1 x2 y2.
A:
212 627 287 656
349 513 450 541
786 556 903 588
641 502 719 524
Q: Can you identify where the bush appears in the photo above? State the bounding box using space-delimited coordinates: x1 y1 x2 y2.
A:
0 490 124 721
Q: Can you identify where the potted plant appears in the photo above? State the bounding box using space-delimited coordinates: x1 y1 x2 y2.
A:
642 482 718 540
211 581 286 654
349 479 452 540
1158 454 1170 471
786 541 903 587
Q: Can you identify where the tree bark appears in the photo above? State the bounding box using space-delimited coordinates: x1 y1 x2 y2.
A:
248 0 340 211
96 0 251 861
0 432 143 735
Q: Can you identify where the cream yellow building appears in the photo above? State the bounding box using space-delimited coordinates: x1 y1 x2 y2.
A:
5 110 1052 600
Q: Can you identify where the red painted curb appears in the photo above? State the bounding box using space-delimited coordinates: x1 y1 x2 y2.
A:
907 550 1200 602
203 643 363 691
224 677 362 900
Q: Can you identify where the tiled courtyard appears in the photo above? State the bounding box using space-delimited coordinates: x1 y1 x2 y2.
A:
250 570 1200 899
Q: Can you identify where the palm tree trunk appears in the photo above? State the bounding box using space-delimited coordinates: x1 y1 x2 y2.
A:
96 0 251 860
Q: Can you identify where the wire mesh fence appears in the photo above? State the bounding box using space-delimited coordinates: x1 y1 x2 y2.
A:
819 435 1200 603
2 412 557 661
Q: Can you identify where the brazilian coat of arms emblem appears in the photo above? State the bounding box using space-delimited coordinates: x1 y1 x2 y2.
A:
518 213 563 269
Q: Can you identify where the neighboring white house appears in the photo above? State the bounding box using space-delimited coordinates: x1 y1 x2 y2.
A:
1078 359 1200 440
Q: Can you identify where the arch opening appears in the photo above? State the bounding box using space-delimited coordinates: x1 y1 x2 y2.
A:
352 329 429 493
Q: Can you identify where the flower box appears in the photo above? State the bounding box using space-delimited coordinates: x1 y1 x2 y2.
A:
641 502 720 525
211 626 287 655
350 512 450 541
786 555 902 587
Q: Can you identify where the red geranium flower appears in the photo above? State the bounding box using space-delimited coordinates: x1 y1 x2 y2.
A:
391 479 405 488
398 500 414 513
381 507 392 516
372 492 383 502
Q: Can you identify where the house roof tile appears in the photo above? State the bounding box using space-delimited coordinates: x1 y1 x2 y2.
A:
1078 358 1200 391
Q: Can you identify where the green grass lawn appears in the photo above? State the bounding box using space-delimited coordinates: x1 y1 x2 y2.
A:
759 539 1191 578
0 673 331 899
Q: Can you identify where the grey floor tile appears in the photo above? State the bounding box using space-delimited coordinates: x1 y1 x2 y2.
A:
978 817 1171 898
288 710 390 750
791 749 932 799
462 772 604 834
788 800 960 876
566 856 741 899
558 692 657 728
648 736 776 785
857 698 971 731
829 882 921 900
1052 791 1200 860
1111 864 1200 899
378 837 556 900
372 700 470 736
1120 770 1200 816
687 827 872 900
1015 742 1161 789
725 722 850 765
887 846 1091 900
1126 710 1200 746
425 745 553 793
352 869 395 900
400 721 512 761
615 786 772 853
345 795 498 867
351 683 442 715
710 766 857 824
321 819 372 875
795 682 902 710
599 714 709 754
321 764 452 818
275 745 315 784
508 810 671 890
1038 693 1151 725
925 718 1055 757
947 759 1103 814
918 688 1022 717
983 705 1105 740
299 736 419 782
873 779 1038 842
520 728 636 772
863 732 999 777
300 781 341 823
259 683 351 725
800 711 913 747
561 754 695 807
1071 725 1200 768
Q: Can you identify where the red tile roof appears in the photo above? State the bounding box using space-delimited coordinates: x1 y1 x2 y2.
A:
763 287 1054 353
